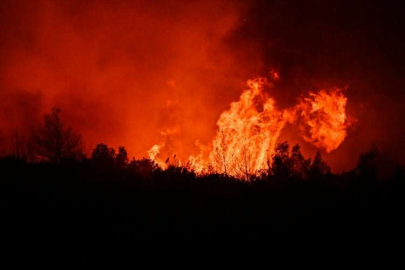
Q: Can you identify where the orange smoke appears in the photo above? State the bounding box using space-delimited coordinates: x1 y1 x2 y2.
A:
150 75 354 177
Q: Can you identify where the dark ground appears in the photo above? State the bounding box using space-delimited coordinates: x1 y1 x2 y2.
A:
0 156 404 259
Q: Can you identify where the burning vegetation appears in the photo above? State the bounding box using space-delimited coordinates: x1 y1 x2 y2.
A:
149 74 354 177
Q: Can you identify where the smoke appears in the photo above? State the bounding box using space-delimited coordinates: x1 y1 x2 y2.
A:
0 0 250 156
1 0 404 171
224 0 405 170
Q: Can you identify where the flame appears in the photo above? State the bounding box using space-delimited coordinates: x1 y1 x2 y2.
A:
148 144 161 161
297 88 351 153
149 76 354 177
189 78 287 177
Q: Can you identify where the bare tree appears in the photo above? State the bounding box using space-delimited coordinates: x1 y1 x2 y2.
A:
212 131 228 175
30 107 82 163
235 144 250 181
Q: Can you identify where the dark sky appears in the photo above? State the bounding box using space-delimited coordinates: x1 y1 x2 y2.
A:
0 0 404 171
228 0 405 170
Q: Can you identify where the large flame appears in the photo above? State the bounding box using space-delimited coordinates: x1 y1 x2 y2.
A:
296 88 351 153
149 76 354 177
189 77 287 177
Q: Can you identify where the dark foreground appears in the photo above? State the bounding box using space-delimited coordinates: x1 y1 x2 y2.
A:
0 157 404 256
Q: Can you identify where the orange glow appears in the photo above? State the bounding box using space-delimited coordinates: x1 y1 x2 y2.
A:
149 76 354 177
0 0 256 160
3 1 383 172
296 88 352 153
188 77 287 177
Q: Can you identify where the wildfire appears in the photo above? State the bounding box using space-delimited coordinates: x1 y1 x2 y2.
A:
296 88 350 153
149 76 354 177
189 78 287 177
148 144 163 163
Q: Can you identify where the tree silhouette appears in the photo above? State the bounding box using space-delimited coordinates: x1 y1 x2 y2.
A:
91 143 115 163
270 143 314 179
272 141 292 178
30 107 82 163
116 146 128 167
129 157 159 178
290 144 311 179
309 151 330 177
357 145 380 177
355 145 399 181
